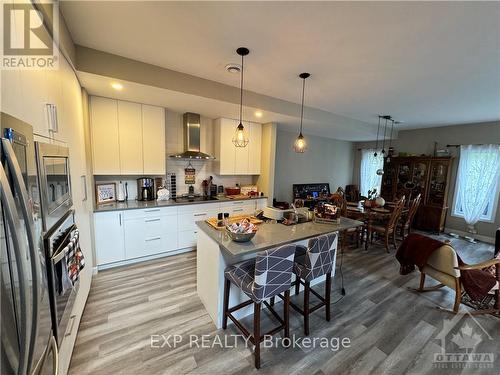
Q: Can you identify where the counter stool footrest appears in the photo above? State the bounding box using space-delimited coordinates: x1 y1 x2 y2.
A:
228 299 253 313
263 300 285 325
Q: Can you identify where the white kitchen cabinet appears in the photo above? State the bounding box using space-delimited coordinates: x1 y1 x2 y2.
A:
123 208 178 259
94 211 125 265
214 118 262 175
90 97 166 175
142 105 166 175
90 97 120 175
118 101 143 174
248 122 262 174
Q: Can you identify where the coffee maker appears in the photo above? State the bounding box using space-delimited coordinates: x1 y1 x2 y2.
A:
137 178 155 201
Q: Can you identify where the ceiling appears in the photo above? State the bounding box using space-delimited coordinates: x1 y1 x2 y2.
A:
61 1 500 134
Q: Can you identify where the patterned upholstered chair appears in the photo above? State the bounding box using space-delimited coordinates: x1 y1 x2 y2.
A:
273 233 338 335
222 244 296 369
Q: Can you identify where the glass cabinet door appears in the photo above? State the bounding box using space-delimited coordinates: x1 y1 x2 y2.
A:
411 161 430 199
428 160 449 206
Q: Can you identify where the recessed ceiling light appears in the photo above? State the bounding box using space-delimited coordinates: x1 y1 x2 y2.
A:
225 63 241 74
254 110 263 118
111 82 123 90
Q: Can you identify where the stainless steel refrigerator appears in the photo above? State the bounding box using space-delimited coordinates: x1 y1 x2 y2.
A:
1 112 57 375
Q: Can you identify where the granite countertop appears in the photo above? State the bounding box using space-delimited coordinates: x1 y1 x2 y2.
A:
196 217 364 256
94 196 268 213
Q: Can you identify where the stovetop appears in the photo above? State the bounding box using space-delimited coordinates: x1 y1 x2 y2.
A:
174 195 218 203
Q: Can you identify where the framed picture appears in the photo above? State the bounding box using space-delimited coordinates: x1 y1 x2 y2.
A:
96 183 116 204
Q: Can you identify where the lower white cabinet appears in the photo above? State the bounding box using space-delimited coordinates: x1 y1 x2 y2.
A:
123 209 178 259
94 198 268 267
94 211 125 265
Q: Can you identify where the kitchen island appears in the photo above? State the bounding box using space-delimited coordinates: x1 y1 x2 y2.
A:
196 217 363 328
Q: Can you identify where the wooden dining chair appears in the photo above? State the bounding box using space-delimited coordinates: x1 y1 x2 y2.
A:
329 193 360 249
399 194 422 239
369 196 406 253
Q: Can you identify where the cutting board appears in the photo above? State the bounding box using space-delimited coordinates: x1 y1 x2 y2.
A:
206 215 263 230
225 194 251 200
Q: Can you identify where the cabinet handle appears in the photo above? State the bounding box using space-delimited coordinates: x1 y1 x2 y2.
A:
233 208 244 212
119 213 122 226
65 315 76 337
145 218 160 223
146 237 161 242
145 209 161 212
194 213 206 217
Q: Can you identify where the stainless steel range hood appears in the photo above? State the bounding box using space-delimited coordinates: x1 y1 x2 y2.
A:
169 112 215 160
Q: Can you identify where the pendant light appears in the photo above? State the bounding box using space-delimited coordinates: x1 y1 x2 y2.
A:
293 72 310 153
232 47 250 147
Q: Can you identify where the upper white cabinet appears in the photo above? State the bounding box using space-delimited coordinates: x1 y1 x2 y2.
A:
90 97 166 175
214 118 262 175
118 101 143 174
142 105 166 175
90 97 120 174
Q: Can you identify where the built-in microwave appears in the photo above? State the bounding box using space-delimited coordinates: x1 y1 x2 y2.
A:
35 142 73 231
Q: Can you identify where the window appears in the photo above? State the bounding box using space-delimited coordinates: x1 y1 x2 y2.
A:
454 183 499 222
360 149 383 197
452 144 500 224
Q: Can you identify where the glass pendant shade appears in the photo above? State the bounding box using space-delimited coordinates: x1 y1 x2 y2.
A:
293 133 307 153
232 122 249 147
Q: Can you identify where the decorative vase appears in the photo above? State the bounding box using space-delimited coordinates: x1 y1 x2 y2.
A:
375 196 385 207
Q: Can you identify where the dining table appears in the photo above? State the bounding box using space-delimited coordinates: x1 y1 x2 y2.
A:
345 201 408 250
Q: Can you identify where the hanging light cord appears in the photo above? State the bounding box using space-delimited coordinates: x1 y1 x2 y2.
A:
239 53 244 125
374 116 381 157
381 116 389 153
299 77 306 134
389 119 395 148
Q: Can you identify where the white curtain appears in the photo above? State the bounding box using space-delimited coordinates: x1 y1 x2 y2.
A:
360 149 384 197
456 144 500 226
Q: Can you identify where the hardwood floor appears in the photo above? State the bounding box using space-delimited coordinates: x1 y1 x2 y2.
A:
69 235 499 374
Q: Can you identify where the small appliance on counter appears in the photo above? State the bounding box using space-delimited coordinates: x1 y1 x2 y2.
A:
117 181 126 202
217 185 225 196
263 206 294 221
137 177 155 201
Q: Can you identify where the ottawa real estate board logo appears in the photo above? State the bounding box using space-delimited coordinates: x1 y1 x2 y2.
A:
1 1 59 69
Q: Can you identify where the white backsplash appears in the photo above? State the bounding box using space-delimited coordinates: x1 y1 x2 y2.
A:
167 159 253 196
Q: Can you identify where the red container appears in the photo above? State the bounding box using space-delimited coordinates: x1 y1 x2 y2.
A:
225 187 241 196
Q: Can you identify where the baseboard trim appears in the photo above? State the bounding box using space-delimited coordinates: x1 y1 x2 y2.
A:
444 227 495 244
97 247 195 270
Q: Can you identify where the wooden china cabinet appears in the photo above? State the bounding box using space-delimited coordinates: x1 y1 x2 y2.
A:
381 156 453 232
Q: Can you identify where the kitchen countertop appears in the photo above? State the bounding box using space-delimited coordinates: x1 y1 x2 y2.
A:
196 217 364 256
93 195 268 213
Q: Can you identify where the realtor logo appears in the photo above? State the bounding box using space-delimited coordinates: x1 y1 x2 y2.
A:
1 1 59 69
433 311 495 369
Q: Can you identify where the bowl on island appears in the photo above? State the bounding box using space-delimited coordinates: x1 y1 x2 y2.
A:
226 219 258 242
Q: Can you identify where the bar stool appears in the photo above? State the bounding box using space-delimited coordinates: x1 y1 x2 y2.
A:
274 233 337 335
222 244 296 369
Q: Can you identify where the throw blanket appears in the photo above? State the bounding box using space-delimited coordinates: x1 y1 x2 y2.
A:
396 233 497 301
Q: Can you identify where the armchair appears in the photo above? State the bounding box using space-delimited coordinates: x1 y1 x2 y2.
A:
415 244 500 314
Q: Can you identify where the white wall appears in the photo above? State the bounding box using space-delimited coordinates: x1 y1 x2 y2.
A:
353 121 500 239
273 129 355 202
